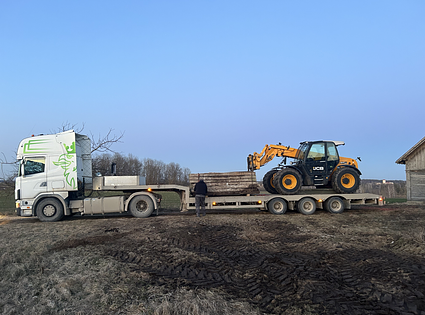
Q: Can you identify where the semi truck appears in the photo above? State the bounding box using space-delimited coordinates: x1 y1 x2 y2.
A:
15 130 381 222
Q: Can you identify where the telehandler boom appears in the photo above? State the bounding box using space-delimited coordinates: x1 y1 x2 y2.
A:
248 141 361 195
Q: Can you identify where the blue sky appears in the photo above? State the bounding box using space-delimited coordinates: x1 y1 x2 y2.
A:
1 1 424 181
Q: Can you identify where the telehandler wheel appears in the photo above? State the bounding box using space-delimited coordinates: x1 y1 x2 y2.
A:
263 170 278 194
267 198 287 215
332 167 360 194
36 198 64 222
297 197 316 215
129 195 154 218
324 197 345 214
273 169 302 195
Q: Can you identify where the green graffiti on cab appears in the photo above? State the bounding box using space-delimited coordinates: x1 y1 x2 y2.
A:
53 142 77 189
23 139 49 154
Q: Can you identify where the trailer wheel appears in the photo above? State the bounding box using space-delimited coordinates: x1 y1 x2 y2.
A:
273 169 302 195
129 195 154 218
36 198 64 222
332 167 360 193
297 197 316 215
324 197 345 214
263 170 278 194
267 198 287 215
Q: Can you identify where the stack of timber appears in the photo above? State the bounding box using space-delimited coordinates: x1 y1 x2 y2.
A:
189 171 260 196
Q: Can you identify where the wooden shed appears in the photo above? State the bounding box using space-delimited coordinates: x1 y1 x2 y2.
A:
396 136 425 202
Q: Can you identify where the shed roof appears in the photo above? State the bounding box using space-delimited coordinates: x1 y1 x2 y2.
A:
396 136 425 164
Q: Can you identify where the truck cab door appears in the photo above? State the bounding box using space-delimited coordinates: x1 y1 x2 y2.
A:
18 156 47 200
304 143 327 185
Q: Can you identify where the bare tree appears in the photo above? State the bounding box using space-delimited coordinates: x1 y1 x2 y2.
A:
0 153 18 193
90 129 124 154
92 153 143 177
142 158 166 184
56 122 85 133
57 122 124 154
141 159 190 185
164 162 182 184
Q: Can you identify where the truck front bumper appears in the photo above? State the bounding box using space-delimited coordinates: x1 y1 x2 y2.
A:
15 201 33 217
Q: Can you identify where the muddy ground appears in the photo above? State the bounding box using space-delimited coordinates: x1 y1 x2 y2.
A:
1 204 425 314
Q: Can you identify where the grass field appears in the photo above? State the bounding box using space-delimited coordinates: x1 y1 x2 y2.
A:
0 190 14 215
385 198 408 204
1 203 424 314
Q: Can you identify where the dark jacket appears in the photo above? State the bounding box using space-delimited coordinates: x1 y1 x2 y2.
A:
194 180 208 195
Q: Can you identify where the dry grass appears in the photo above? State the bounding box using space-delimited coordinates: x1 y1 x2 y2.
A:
149 288 259 315
0 217 260 315
0 203 424 314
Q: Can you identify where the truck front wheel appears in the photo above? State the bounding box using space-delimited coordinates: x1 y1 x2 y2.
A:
36 198 64 222
129 195 154 218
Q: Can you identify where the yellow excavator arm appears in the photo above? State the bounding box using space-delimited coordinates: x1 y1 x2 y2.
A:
247 144 300 171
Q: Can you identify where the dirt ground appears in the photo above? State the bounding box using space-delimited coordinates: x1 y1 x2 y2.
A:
1 204 425 314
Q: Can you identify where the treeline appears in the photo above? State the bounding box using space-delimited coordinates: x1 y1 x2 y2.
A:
92 153 190 186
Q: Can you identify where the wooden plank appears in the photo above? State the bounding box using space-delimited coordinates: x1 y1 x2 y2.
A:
190 171 259 196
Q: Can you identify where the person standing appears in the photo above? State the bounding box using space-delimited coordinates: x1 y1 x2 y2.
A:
194 179 207 217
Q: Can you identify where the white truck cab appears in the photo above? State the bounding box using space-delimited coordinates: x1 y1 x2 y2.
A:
14 130 177 222
15 130 92 221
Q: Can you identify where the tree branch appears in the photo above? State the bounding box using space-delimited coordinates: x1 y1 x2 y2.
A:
90 129 125 154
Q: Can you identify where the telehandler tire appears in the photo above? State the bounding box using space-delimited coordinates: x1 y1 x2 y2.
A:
273 169 302 195
332 167 360 194
263 170 278 194
129 195 154 218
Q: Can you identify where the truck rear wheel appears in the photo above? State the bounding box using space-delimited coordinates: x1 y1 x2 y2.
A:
325 197 345 214
36 198 64 222
263 170 278 194
297 197 316 215
267 198 287 215
129 195 154 218
332 167 360 194
273 169 302 195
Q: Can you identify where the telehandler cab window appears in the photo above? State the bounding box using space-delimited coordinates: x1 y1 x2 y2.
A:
327 143 339 161
22 157 45 176
307 143 325 161
297 143 309 160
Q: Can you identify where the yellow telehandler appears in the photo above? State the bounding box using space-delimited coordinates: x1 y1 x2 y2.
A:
247 141 361 195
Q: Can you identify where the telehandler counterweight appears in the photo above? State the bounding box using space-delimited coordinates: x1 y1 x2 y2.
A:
248 141 361 195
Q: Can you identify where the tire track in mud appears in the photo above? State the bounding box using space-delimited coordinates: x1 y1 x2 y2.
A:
101 221 425 314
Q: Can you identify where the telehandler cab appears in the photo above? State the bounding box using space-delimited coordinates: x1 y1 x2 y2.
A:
247 141 361 195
